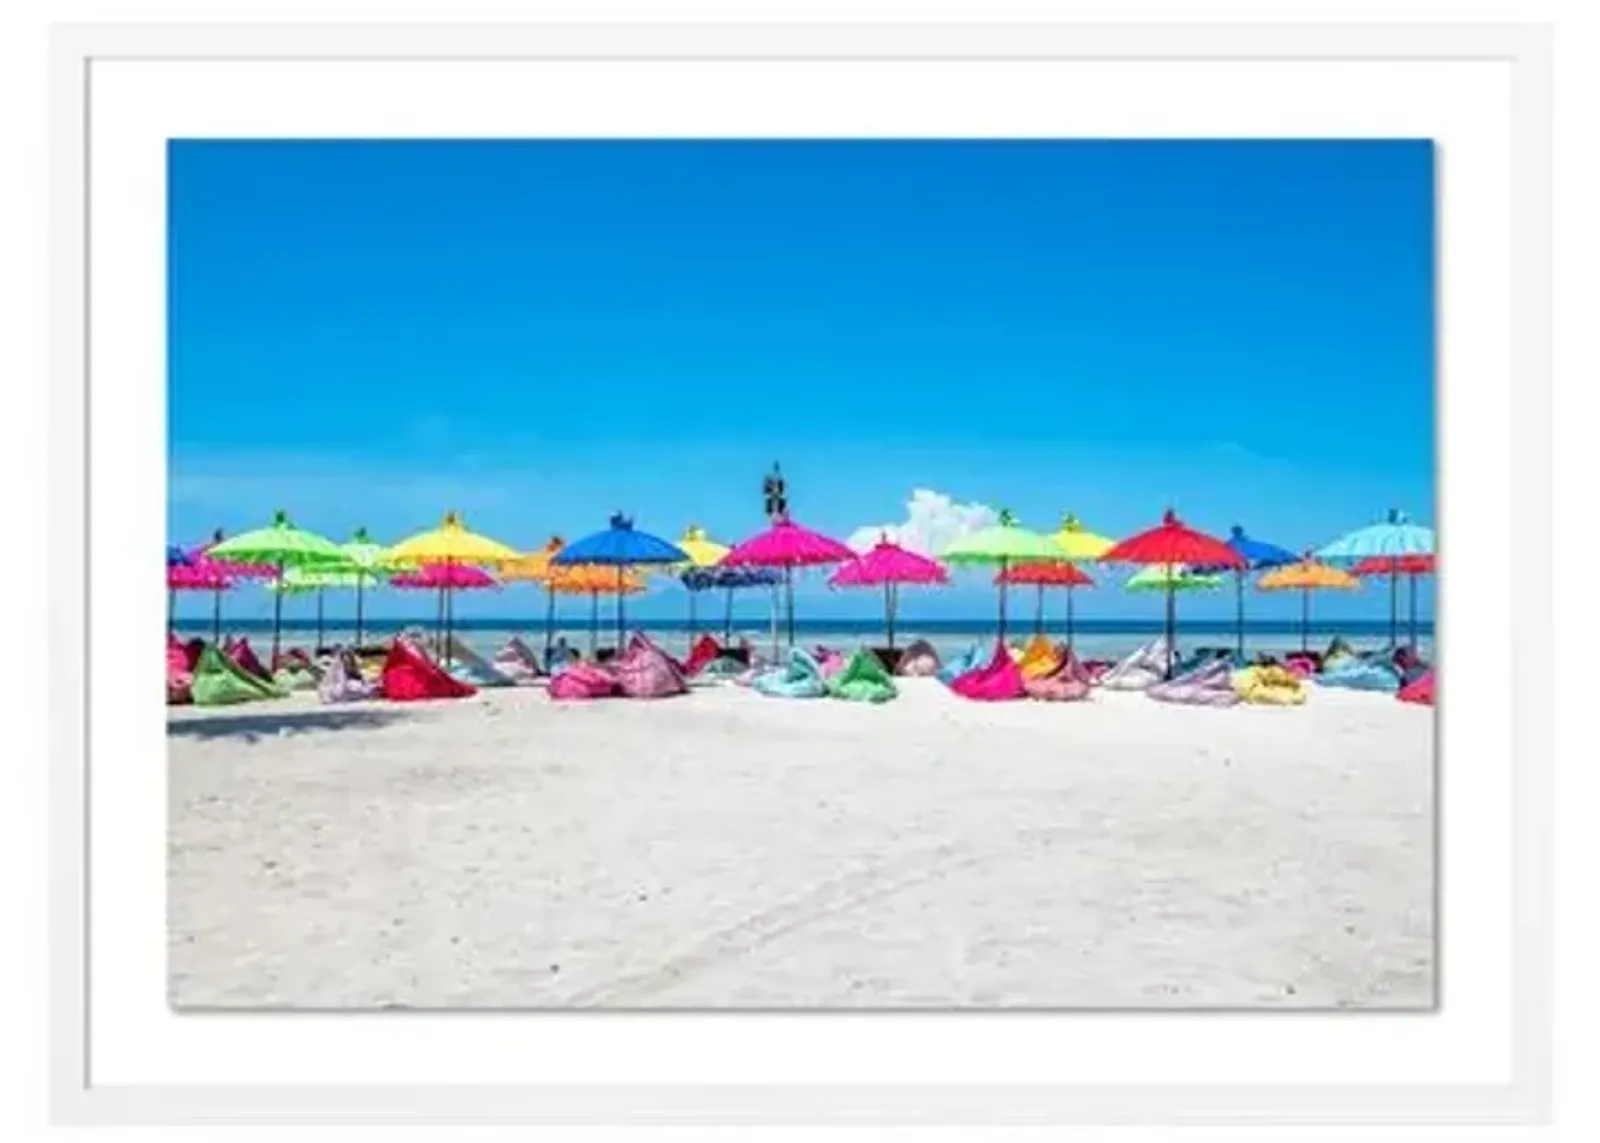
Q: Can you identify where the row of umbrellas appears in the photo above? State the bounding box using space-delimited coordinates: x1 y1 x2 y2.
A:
170 506 1436 676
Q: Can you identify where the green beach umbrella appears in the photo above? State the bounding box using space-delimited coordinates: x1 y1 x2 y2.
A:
208 510 350 661
267 565 371 650
339 527 400 648
939 510 1063 639
1124 563 1226 592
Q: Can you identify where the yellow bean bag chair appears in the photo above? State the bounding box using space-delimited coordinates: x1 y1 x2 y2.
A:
1231 664 1307 706
1016 633 1063 680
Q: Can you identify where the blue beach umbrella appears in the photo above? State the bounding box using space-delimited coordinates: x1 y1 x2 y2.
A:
552 514 689 646
682 565 784 642
1315 509 1436 646
1192 524 1300 656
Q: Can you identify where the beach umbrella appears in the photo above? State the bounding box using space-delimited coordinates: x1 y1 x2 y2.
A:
337 527 400 649
1044 514 1114 648
996 560 1095 638
674 526 731 641
1190 524 1300 657
187 528 277 645
206 511 350 661
545 564 647 655
940 510 1062 640
167 561 233 635
1315 509 1436 647
390 561 501 659
551 514 686 649
1258 555 1362 652
1124 564 1226 591
387 512 519 666
267 565 371 651
1353 553 1437 651
828 534 948 648
499 536 566 662
723 515 856 649
681 565 783 643
1100 510 1245 677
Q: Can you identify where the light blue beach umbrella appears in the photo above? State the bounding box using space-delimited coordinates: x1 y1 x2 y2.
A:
1315 509 1436 646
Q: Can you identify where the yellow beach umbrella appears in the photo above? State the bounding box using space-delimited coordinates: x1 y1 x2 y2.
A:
1046 513 1115 647
499 536 566 661
386 511 519 665
675 525 731 640
1258 556 1361 652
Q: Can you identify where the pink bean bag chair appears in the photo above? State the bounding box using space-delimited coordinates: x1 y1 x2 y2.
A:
548 660 621 700
380 637 477 702
225 636 274 683
1024 644 1093 702
1147 659 1242 707
950 639 1027 701
613 634 688 698
166 635 193 704
1397 669 1435 706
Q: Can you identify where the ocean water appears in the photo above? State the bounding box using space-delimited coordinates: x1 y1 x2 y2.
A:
172 617 1434 664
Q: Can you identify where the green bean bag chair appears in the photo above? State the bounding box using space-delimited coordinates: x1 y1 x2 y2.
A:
191 642 286 706
825 648 898 704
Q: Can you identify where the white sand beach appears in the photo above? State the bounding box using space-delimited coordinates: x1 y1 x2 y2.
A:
167 680 1434 1010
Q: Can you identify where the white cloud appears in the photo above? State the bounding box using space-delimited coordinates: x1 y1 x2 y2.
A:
847 489 998 557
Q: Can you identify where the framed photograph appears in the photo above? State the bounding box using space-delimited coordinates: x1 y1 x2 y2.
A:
51 19 1551 1125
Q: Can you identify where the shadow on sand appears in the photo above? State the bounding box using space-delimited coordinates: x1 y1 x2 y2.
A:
167 707 413 742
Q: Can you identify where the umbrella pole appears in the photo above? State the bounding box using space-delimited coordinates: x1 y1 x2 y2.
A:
167 587 176 636
1164 580 1176 679
1035 583 1045 637
354 579 364 649
1236 570 1246 658
616 565 626 648
271 561 285 664
544 585 555 664
997 558 1008 642
316 588 325 651
723 586 734 644
883 582 893 649
589 591 598 655
785 564 795 650
688 587 696 646
1301 587 1310 652
1066 585 1075 650
212 585 222 644
1389 569 1399 648
444 581 455 669
1409 574 1419 652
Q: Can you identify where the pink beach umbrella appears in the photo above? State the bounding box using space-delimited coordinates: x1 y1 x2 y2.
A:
167 561 235 637
391 562 499 656
828 534 948 649
723 515 855 649
186 528 275 643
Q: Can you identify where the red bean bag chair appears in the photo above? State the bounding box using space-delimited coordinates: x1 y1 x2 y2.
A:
614 634 688 698
167 635 193 704
951 639 1027 701
548 660 621 700
225 637 274 683
379 637 477 702
683 634 723 677
1398 669 1435 706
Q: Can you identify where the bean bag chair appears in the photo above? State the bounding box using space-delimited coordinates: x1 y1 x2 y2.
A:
1317 655 1402 692
1321 636 1359 672
1232 664 1308 706
683 635 723 677
491 635 544 684
444 634 520 687
166 635 193 704
695 654 749 683
225 637 274 683
813 647 846 680
614 634 689 699
1016 634 1063 680
935 644 981 687
1148 659 1241 707
273 663 319 692
380 637 477 702
951 640 1027 701
318 649 378 703
894 639 941 677
1398 669 1435 706
548 660 620 700
1282 652 1319 678
1097 637 1173 691
191 642 286 706
753 648 828 698
825 649 898 703
1023 650 1092 702
1392 645 1428 677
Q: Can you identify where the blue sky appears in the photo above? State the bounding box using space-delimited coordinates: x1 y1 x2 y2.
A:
168 139 1435 624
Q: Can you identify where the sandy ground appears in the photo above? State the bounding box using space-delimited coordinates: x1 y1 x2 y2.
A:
167 679 1435 1010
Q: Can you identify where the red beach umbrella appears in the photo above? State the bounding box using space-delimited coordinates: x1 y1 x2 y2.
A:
724 515 855 649
391 562 500 657
996 560 1095 637
1100 510 1245 678
1352 553 1437 651
828 534 949 648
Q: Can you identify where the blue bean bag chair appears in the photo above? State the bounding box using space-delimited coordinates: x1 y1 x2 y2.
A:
935 643 980 687
1317 655 1403 692
753 648 827 698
